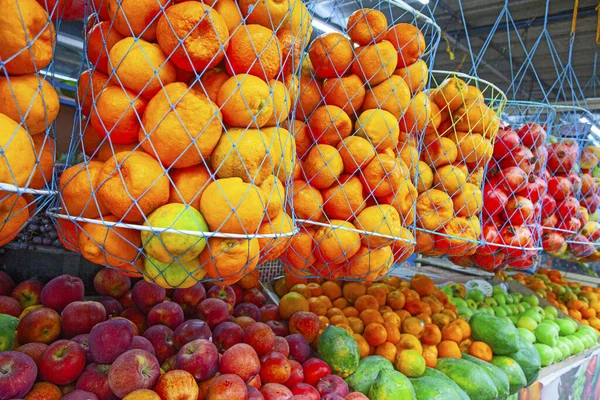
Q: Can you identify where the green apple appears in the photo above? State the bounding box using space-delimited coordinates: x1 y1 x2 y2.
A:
553 346 564 363
457 306 473 318
520 302 531 310
578 325 599 339
530 306 546 320
544 306 558 319
522 309 543 324
484 297 498 307
493 285 506 296
505 294 514 304
534 343 555 367
542 320 560 333
500 304 513 316
493 293 507 306
517 316 539 331
557 337 573 359
467 289 485 303
535 323 559 347
509 315 520 325
512 293 523 303
515 303 526 314
493 306 507 318
466 299 477 309
441 287 453 297
556 318 577 336
518 328 537 344
509 304 520 315
453 298 467 308
524 295 540 307
566 336 585 355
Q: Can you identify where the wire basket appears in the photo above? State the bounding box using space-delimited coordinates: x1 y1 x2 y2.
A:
49 0 314 287
456 101 556 272
414 70 507 260
279 0 441 281
0 0 61 248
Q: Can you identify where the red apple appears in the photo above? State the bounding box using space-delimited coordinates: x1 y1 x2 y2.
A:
289 396 311 400
120 308 147 334
131 281 166 313
207 285 236 313
260 351 291 384
198 298 230 329
267 320 289 337
161 355 177 373
317 375 349 397
289 312 320 343
173 319 212 350
72 334 93 364
132 336 156 355
89 319 134 364
261 383 293 400
147 301 184 330
322 395 345 400
261 304 280 322
63 390 100 400
75 363 116 400
231 284 243 306
62 301 107 337
220 343 260 382
0 351 37 399
212 321 244 352
248 385 265 400
0 270 14 296
155 369 199 400
94 268 131 298
242 288 266 307
302 358 331 386
286 334 310 364
143 325 176 363
234 316 257 330
40 274 84 312
108 349 160 398
11 279 43 308
97 297 123 317
244 322 275 356
284 360 303 389
0 295 22 317
248 373 262 389
206 374 248 399
273 336 290 357
173 283 206 317
176 338 219 381
15 342 48 367
291 383 320 400
112 316 140 336
119 290 135 310
17 307 61 344
39 340 86 385
235 302 262 321
345 393 369 400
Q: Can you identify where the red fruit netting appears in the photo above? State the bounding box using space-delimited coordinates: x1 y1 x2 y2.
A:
279 0 441 281
450 101 555 272
48 0 316 288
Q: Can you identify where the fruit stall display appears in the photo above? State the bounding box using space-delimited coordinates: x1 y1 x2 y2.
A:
0 0 59 247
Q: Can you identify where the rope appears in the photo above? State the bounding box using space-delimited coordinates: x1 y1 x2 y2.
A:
441 34 455 61
571 0 579 36
596 3 600 44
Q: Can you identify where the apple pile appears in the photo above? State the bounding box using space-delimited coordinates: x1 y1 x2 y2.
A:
0 269 368 400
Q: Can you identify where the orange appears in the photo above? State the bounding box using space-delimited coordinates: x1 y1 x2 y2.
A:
416 313 432 324
108 37 177 100
401 317 424 338
278 27 303 76
0 114 35 187
337 136 376 174
376 342 397 363
384 321 401 343
411 274 435 297
217 74 273 128
387 290 406 310
327 307 345 319
582 307 597 319
352 41 397 85
453 132 492 166
431 77 468 112
0 194 30 246
293 120 312 159
433 217 478 256
416 189 453 231
401 288 420 301
354 333 371 358
0 0 54 75
382 182 418 228
91 85 147 144
280 226 317 273
332 297 347 309
314 219 361 264
318 315 330 330
264 126 295 183
289 283 311 298
24 382 62 400
260 175 285 219
364 322 387 347
395 59 428 93
108 0 169 41
95 142 142 162
396 333 423 354
291 180 323 221
308 297 328 316
453 102 500 139
422 297 444 314
343 281 367 303
200 237 260 285
123 389 161 400
156 2 229 72
278 291 310 320
567 299 587 311
437 340 461 359
330 314 349 326
432 165 467 197
322 281 342 300
237 268 260 290
380 305 393 315
348 317 364 334
226 24 281 81
441 323 463 343
468 341 493 362
168 165 212 211
80 123 105 157
400 91 434 134
343 306 359 318
354 295 380 312
452 182 483 218
359 309 384 326
59 161 108 219
422 323 442 346
569 309 582 321
322 75 366 116
308 105 352 147
405 299 427 316
355 109 400 151
360 150 406 198
86 21 124 74
441 309 457 320
303 144 344 189
362 76 411 119
0 75 60 136
368 284 391 307
451 318 471 341
347 8 388 45
395 349 426 378
92 0 110 21
309 33 353 79
347 245 393 281
200 178 266 234
257 212 294 261
422 137 458 167
78 69 109 118
267 80 291 126
321 174 366 221
422 345 438 368
79 214 141 268
197 69 230 104
29 135 55 189
385 24 426 68
353 205 402 248
141 82 223 168
295 77 322 120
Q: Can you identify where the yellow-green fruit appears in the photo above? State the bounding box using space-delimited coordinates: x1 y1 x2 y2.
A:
143 255 206 289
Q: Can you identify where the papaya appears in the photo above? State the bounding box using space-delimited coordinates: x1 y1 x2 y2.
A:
462 353 510 399
318 325 360 378
422 367 469 400
0 314 19 351
410 376 469 400
490 356 527 395
507 339 542 385
470 313 520 354
368 369 416 400
345 355 394 395
435 358 498 400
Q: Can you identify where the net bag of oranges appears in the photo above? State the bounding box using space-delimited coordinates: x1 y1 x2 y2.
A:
415 71 506 259
279 1 441 281
0 0 60 247
50 0 314 287
451 101 555 272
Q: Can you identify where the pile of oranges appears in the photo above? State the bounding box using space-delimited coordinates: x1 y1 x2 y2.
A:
0 0 58 245
281 8 436 281
275 273 493 374
57 0 315 287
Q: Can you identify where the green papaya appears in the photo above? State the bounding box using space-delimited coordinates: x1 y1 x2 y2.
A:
462 353 510 399
490 356 527 394
435 358 498 400
0 314 19 351
507 340 542 385
368 369 416 400
345 355 394 395
422 367 469 400
318 325 360 378
410 376 469 400
470 313 520 354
